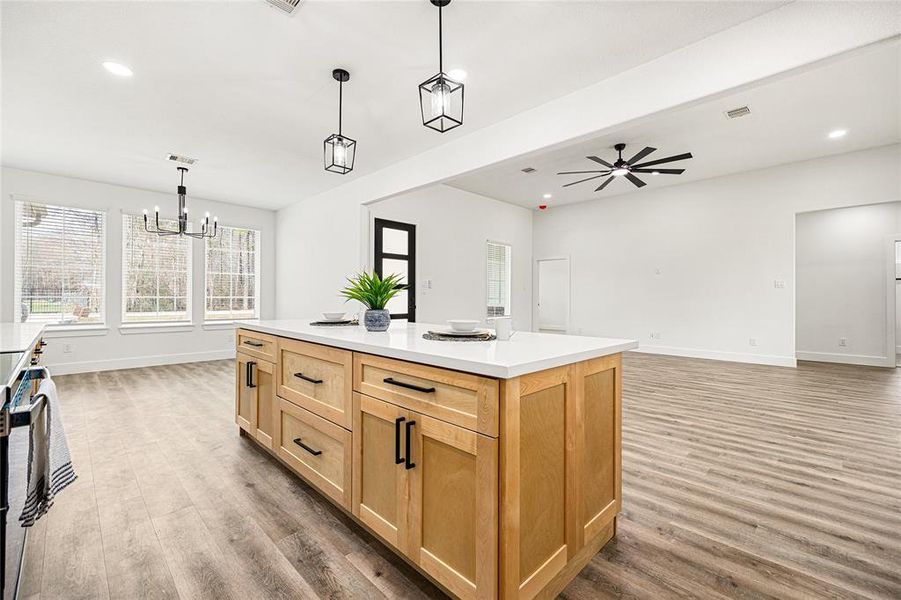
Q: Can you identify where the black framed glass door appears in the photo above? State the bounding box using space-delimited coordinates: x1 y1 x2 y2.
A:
373 218 416 322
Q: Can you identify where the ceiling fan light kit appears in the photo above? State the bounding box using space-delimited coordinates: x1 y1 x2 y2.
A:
324 68 357 174
419 0 464 133
143 166 218 239
557 142 693 193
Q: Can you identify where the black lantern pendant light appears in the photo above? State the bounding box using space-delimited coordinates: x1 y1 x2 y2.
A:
324 68 356 174
419 0 463 133
143 167 217 239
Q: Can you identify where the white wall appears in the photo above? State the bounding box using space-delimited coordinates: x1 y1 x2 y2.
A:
796 202 901 366
274 5 898 322
0 167 277 374
531 144 901 367
365 185 532 331
897 241 901 355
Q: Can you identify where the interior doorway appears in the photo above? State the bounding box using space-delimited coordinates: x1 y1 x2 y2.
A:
895 240 900 367
536 257 570 333
373 217 416 321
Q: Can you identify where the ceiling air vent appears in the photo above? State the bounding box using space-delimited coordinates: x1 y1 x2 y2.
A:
167 153 197 166
521 167 537 173
725 105 751 119
263 0 302 15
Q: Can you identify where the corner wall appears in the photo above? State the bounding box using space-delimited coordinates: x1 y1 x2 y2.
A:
0 167 277 374
531 144 901 367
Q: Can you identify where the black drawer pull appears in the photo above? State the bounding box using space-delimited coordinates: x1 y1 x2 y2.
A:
294 372 323 384
405 420 416 470
394 416 406 464
242 340 264 347
246 361 256 388
293 438 322 456
383 377 435 394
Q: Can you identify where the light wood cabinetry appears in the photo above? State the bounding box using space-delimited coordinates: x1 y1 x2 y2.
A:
236 329 277 362
235 328 622 600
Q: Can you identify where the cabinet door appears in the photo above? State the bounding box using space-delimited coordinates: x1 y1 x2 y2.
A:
407 412 498 600
236 353 256 433
253 359 276 449
352 393 410 553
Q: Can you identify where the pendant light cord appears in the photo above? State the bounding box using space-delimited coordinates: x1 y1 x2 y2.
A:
438 5 443 74
338 79 343 136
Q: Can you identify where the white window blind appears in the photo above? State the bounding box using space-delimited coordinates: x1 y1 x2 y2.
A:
122 214 191 323
14 201 106 325
487 241 512 317
205 226 260 321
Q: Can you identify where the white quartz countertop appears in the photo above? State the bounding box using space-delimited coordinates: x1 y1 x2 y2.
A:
0 322 45 354
236 319 637 379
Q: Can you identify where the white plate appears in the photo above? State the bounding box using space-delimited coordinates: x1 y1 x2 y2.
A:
429 328 491 337
321 313 346 322
447 319 480 332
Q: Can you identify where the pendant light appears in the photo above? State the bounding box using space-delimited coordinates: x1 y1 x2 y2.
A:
143 167 217 239
419 0 464 133
324 68 356 174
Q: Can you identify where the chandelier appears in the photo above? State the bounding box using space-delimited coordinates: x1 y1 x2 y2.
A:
143 167 217 239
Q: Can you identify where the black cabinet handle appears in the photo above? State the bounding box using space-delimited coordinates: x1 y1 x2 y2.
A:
246 361 256 388
405 420 416 470
294 372 323 384
242 340 264 347
394 416 406 464
293 438 322 456
383 377 436 394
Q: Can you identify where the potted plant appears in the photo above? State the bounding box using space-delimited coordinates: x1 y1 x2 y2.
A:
340 271 405 332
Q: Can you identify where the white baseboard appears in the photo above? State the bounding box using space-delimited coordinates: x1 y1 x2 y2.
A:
795 351 891 368
635 345 797 367
47 349 236 375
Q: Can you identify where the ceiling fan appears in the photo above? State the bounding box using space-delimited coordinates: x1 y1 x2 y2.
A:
557 143 692 192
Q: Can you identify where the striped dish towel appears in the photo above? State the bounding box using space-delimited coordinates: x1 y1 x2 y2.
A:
19 378 77 527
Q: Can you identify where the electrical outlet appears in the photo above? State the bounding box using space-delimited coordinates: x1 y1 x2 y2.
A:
63 343 73 354
748 338 757 347
649 332 661 340
839 337 847 347
774 280 785 289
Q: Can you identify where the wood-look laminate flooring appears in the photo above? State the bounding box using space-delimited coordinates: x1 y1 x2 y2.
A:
20 353 901 599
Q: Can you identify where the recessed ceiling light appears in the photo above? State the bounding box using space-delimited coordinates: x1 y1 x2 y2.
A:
102 61 133 77
448 68 467 81
828 129 847 139
542 193 552 199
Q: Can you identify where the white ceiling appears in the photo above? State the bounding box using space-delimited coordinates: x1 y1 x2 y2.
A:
449 40 901 209
0 0 784 210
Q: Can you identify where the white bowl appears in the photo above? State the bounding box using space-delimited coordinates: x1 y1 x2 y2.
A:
322 311 346 321
447 319 480 332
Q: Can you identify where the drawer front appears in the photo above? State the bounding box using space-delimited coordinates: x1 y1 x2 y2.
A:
236 329 277 362
276 398 352 510
278 338 353 429
354 353 498 437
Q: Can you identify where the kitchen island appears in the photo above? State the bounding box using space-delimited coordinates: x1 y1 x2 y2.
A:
235 319 637 600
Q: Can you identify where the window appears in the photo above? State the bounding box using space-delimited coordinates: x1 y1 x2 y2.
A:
14 200 106 325
487 241 512 317
205 226 260 321
122 214 191 323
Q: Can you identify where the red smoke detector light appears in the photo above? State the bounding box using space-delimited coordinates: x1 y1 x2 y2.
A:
538 204 547 210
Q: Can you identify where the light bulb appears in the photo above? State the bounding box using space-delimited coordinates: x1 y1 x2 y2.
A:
430 80 451 117
612 167 629 177
333 138 347 167
183 206 188 214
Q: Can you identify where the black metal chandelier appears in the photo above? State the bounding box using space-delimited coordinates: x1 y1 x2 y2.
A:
324 68 356 174
143 167 217 239
419 0 463 133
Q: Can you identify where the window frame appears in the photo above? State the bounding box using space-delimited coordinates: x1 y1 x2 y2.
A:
203 224 262 323
486 239 513 318
120 212 193 325
13 198 108 328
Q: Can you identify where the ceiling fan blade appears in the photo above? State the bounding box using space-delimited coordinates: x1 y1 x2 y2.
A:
557 170 609 175
562 174 607 187
625 173 646 188
594 176 615 192
586 155 614 168
627 146 656 164
632 152 693 169
632 168 685 174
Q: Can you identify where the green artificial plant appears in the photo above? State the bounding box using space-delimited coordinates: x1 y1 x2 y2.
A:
340 271 405 310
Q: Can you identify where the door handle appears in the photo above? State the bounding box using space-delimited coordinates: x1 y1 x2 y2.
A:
405 420 416 470
383 377 435 394
246 361 256 388
394 416 406 464
294 372 323 384
293 438 322 456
